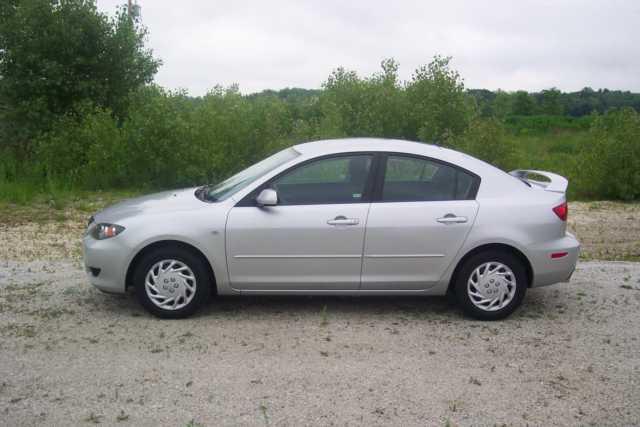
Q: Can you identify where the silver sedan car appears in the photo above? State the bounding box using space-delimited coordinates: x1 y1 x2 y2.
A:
83 138 579 320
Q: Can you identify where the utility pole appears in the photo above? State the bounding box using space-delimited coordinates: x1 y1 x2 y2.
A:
127 0 132 18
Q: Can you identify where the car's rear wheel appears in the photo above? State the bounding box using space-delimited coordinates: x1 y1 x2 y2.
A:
454 250 527 320
133 246 211 318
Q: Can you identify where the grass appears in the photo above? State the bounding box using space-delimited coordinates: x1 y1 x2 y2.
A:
0 176 144 206
0 186 140 224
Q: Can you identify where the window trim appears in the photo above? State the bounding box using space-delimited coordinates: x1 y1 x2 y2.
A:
372 152 481 203
236 152 380 207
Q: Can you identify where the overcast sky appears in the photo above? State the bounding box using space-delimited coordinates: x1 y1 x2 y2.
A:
97 0 640 95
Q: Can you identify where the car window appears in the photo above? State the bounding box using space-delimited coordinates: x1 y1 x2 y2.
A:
201 147 300 201
272 155 373 205
382 155 476 202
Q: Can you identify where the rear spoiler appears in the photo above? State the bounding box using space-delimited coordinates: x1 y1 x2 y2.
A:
509 170 568 193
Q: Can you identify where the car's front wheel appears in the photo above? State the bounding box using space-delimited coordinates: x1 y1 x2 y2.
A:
133 246 211 318
454 250 527 320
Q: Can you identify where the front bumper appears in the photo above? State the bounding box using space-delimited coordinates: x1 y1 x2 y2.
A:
529 232 580 287
82 234 129 294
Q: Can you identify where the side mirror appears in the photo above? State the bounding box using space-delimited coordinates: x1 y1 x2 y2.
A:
256 188 278 207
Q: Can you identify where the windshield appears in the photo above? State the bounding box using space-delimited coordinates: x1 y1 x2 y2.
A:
198 147 300 202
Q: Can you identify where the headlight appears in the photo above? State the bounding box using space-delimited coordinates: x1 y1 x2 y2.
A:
91 223 125 240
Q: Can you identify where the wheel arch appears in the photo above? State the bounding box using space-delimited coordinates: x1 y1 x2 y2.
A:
125 240 217 294
447 243 534 294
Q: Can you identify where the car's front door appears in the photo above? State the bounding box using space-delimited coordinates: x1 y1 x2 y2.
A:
361 154 480 290
226 154 375 291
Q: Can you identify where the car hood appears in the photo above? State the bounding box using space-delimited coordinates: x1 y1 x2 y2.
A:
94 188 206 223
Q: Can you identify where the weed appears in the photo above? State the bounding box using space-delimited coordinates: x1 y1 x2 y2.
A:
320 304 328 327
84 412 102 423
469 377 482 386
116 410 129 422
2 323 37 338
259 403 269 426
29 307 75 319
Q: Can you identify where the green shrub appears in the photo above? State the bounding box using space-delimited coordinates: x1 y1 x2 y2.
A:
451 118 516 171
36 103 125 189
580 108 640 200
32 85 295 191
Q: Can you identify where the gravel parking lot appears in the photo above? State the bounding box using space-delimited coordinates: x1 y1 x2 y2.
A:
1 200 639 426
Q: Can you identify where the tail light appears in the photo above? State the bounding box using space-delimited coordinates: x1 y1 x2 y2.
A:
552 202 568 221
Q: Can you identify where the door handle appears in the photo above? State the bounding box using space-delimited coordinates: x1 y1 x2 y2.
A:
437 214 468 224
327 215 359 226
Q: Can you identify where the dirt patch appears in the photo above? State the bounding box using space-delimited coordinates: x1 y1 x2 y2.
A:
1 260 639 426
569 201 640 261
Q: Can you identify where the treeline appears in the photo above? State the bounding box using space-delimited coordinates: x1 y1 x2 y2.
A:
256 87 640 121
1 0 639 202
469 88 640 118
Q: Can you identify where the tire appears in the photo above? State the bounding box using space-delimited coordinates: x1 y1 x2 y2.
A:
133 246 211 319
454 250 527 320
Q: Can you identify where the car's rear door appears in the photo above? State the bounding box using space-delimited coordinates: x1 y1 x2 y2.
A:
361 154 479 290
226 153 375 291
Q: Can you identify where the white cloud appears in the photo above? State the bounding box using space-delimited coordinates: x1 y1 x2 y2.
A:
97 0 640 94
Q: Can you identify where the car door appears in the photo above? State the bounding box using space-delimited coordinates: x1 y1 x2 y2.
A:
361 154 479 290
226 154 375 291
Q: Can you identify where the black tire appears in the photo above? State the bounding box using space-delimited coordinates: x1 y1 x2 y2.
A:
133 246 211 319
454 250 527 320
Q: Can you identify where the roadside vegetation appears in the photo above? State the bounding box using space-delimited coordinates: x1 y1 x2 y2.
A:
1 0 639 205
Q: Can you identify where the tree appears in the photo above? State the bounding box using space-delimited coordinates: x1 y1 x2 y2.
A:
581 108 640 200
492 90 514 118
451 117 516 170
512 91 536 115
405 56 474 143
319 58 407 139
0 0 160 152
539 88 564 115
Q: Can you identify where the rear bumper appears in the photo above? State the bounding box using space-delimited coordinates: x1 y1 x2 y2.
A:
529 232 580 287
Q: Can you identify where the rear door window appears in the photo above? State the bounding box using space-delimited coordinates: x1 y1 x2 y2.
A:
381 155 477 202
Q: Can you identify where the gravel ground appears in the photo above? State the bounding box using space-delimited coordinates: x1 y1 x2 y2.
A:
1 260 640 426
569 202 640 261
1 199 639 426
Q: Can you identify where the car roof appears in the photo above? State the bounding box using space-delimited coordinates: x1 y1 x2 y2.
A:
295 137 443 156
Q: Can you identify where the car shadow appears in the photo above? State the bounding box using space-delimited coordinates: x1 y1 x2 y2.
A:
91 287 557 322
197 294 459 319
